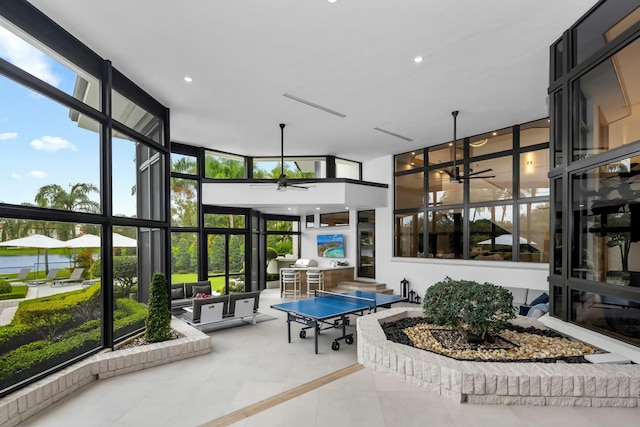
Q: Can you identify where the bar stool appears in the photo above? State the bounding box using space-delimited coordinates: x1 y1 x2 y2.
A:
281 269 301 298
305 269 324 298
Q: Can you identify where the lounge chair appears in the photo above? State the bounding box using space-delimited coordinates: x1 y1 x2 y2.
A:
51 268 85 287
27 268 60 286
5 268 31 283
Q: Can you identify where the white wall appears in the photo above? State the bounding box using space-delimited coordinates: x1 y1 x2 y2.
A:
300 211 357 270
361 154 550 297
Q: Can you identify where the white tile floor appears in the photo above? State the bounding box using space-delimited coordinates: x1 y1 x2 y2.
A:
16 288 640 427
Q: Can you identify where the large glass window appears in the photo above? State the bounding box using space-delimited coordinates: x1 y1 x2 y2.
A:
204 151 245 179
469 128 512 157
427 209 463 259
171 232 198 285
0 74 100 211
428 170 462 206
253 157 325 179
519 149 550 198
468 157 513 203
572 2 640 67
519 202 550 263
319 212 349 227
572 37 640 161
571 157 640 285
469 205 513 261
0 22 100 110
394 119 549 262
170 177 198 227
335 158 361 179
395 150 423 172
171 153 197 175
520 119 550 148
395 212 424 257
112 90 163 144
395 172 424 209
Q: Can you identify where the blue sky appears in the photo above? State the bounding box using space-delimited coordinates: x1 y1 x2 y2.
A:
0 25 136 217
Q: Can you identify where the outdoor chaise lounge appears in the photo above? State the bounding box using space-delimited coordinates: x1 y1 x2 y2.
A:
51 268 85 287
5 267 31 283
26 268 60 286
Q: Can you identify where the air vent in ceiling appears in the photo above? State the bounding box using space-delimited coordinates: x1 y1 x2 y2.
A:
373 127 413 142
282 93 346 118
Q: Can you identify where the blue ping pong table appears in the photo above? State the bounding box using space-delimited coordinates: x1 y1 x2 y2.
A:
271 290 407 354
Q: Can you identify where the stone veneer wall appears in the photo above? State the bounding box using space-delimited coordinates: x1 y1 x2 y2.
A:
357 307 640 407
0 319 212 427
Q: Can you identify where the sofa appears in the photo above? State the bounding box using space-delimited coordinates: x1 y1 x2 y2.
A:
181 291 261 327
170 280 216 309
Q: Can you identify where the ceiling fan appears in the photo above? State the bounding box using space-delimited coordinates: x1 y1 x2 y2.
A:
443 111 495 183
252 123 312 191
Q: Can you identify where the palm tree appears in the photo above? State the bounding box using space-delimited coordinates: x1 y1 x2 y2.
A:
35 183 99 212
34 183 99 238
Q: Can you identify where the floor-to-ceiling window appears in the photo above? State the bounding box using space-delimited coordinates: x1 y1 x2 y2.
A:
550 0 640 346
0 2 169 396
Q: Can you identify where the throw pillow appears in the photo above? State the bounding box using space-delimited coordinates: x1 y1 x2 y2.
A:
171 288 184 300
192 285 211 296
530 292 549 306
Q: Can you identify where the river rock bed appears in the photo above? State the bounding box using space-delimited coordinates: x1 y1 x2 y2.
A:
381 317 599 363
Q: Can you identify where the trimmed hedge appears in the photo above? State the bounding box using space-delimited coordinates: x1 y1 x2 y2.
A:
0 297 148 390
0 285 29 301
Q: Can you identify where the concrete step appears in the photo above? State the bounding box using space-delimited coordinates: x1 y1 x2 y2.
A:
334 281 394 294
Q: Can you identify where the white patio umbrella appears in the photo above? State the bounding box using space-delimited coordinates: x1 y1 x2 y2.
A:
0 234 65 274
478 234 537 246
61 233 137 248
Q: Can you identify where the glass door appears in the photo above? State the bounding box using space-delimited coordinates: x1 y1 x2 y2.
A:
206 233 246 294
357 210 375 278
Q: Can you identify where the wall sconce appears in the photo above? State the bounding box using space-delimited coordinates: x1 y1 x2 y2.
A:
525 153 534 173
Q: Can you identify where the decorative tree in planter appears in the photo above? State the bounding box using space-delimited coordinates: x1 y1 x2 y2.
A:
144 273 172 343
423 276 515 343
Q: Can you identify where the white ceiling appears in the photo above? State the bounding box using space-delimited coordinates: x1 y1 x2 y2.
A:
26 0 597 163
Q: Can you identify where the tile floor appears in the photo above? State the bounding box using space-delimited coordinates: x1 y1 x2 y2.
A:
17 288 640 427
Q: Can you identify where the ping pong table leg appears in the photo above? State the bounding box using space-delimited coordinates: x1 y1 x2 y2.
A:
286 313 292 343
314 320 319 354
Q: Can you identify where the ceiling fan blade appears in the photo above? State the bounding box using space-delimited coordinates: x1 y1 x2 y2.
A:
466 168 493 177
465 175 496 179
287 185 310 191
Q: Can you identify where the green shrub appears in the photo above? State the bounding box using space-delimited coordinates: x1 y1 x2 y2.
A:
91 256 138 298
422 277 515 342
0 280 11 294
15 299 74 341
144 273 172 343
266 247 278 266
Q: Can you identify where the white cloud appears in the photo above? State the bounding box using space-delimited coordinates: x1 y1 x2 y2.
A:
10 173 21 180
0 26 61 87
0 132 18 140
28 170 47 178
30 136 77 152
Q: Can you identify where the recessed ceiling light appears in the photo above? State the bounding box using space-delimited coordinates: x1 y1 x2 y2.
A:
414 56 423 63
345 207 349 210
316 207 320 210
328 0 337 3
287 207 292 210
184 76 193 83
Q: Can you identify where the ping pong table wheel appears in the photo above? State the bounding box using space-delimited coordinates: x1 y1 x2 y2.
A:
331 341 340 351
345 336 354 345
299 330 306 339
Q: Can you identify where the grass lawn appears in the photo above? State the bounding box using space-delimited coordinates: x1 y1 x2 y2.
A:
171 274 226 293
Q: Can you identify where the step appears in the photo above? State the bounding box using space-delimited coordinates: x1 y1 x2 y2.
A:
334 281 394 294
